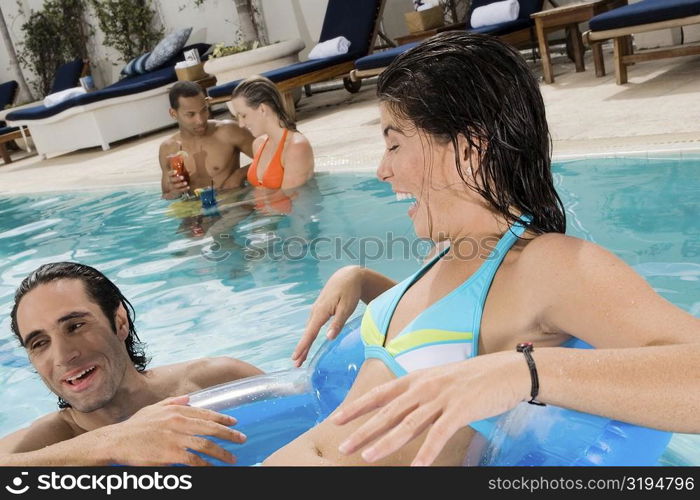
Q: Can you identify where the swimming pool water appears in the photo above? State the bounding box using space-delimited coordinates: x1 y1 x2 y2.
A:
0 157 698 465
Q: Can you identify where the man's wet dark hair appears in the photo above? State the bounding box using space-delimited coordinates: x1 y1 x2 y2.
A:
169 81 205 109
10 262 149 409
377 32 566 235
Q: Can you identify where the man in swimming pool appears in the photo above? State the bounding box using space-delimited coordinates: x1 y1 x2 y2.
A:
160 81 255 200
0 262 262 465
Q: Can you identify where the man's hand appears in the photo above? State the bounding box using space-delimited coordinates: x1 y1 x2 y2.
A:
164 171 190 199
102 395 245 466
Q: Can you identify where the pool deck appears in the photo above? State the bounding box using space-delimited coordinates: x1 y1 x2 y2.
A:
1 45 699 194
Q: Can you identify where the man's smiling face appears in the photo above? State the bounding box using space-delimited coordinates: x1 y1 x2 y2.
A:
16 279 131 412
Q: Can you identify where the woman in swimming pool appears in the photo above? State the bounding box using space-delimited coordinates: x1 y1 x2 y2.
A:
229 76 314 214
265 32 700 466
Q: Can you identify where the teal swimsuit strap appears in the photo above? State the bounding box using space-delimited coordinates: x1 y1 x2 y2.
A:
378 246 451 338
471 214 531 353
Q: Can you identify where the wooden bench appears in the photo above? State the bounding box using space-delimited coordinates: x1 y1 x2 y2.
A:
583 13 700 84
0 127 31 165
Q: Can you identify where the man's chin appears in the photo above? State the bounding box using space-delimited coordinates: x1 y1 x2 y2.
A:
74 402 108 413
60 394 110 413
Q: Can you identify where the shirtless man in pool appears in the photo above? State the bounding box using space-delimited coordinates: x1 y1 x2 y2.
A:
160 81 255 200
0 262 262 465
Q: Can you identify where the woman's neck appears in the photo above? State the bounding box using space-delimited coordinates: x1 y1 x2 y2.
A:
440 205 513 247
265 126 286 145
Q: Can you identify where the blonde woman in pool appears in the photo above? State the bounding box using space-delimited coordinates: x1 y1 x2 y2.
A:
263 33 700 466
229 76 314 215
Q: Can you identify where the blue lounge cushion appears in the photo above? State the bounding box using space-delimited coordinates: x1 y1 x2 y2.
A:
0 80 18 109
6 67 176 121
351 0 540 73
207 53 356 99
354 42 420 71
0 126 19 136
50 58 85 94
0 80 19 127
118 43 209 83
318 0 383 57
145 27 193 71
121 52 152 78
589 0 700 32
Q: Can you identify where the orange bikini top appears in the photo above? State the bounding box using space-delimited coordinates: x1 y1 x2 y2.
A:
247 129 288 189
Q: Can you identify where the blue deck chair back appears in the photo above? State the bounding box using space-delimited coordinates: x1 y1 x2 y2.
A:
50 58 85 94
0 80 18 110
318 0 383 57
590 0 700 31
467 0 543 27
0 80 19 127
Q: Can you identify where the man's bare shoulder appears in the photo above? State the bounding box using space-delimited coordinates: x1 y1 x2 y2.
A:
0 411 77 453
210 119 245 133
159 132 182 153
154 357 263 394
211 120 252 141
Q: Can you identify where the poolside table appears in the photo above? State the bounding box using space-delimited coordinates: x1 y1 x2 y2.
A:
532 0 628 83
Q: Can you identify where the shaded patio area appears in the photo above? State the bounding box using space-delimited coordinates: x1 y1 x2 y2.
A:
1 42 699 195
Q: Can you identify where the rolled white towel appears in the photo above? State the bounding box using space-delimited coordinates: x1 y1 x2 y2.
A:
43 86 87 107
308 36 351 60
471 0 520 29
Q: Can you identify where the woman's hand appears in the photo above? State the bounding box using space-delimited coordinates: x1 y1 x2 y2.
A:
292 266 365 367
330 352 529 466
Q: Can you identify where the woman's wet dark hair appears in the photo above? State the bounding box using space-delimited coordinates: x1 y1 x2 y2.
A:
377 32 566 235
231 75 297 130
10 262 149 409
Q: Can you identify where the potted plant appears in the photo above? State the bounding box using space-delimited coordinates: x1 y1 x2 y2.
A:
203 38 305 85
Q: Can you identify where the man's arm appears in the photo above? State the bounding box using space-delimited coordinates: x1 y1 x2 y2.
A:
0 396 245 466
223 121 255 159
0 412 77 458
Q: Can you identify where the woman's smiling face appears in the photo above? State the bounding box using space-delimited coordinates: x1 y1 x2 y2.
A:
376 103 485 241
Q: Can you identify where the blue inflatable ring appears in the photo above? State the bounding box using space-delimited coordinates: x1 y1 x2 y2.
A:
189 317 671 466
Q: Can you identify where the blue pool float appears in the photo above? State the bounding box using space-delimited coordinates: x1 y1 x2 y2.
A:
189 317 671 466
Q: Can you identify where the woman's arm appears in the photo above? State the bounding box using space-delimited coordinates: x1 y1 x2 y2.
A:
526 235 700 428
331 235 700 465
292 266 397 367
280 134 314 190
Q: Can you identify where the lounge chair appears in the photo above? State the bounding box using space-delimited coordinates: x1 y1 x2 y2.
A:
0 80 19 126
49 58 90 94
349 0 544 84
0 59 89 117
584 0 700 84
5 45 210 158
0 125 32 165
207 0 386 112
0 80 33 165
